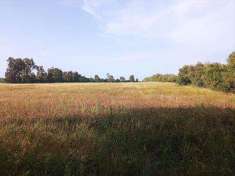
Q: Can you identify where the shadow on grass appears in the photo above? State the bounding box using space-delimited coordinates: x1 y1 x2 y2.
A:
0 106 235 176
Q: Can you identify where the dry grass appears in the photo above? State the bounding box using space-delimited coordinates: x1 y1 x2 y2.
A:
0 82 235 176
0 82 234 119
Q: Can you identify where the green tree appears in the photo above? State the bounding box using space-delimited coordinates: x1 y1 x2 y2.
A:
228 52 235 68
144 74 177 82
106 73 114 82
94 75 101 82
36 66 47 82
120 76 126 82
5 57 37 83
129 75 135 82
63 71 74 82
47 68 63 82
177 65 193 85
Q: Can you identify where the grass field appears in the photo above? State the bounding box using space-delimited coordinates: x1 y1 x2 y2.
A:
0 82 235 176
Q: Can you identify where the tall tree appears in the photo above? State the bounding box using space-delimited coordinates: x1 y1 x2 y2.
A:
129 75 135 82
5 57 18 83
94 75 101 82
47 68 63 82
72 72 80 82
36 66 47 82
5 57 37 83
228 52 235 68
63 71 74 82
106 73 114 82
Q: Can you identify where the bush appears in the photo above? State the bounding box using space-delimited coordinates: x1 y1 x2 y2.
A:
177 52 235 92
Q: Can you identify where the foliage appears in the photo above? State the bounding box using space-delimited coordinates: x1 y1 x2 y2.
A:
228 52 235 68
177 52 235 92
106 73 115 82
144 74 177 82
48 68 63 83
5 57 37 83
129 75 135 82
4 58 138 83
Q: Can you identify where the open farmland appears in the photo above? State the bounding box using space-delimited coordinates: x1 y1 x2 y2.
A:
0 82 235 175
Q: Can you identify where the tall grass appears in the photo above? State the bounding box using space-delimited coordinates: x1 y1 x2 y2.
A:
0 82 235 175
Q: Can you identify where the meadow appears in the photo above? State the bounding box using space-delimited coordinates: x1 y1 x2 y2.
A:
0 82 235 176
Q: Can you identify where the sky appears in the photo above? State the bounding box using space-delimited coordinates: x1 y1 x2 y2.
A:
0 0 235 79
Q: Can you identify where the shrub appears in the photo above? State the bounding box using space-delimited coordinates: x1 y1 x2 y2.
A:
177 52 235 92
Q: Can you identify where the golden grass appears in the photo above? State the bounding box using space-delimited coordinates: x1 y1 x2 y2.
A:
0 82 235 175
0 82 234 120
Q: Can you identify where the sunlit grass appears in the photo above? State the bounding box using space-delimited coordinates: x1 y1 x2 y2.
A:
0 82 235 175
0 82 234 120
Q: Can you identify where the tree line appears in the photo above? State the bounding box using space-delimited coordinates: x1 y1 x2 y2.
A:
177 52 235 92
144 74 177 82
2 51 235 92
4 57 138 83
144 52 235 92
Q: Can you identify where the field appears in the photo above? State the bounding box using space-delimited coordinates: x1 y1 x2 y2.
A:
0 82 235 176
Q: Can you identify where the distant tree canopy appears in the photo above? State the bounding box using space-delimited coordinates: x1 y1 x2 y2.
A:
5 57 37 83
4 57 138 83
5 51 234 92
177 52 235 92
228 52 235 69
144 74 177 82
106 73 115 82
143 52 234 92
129 75 135 82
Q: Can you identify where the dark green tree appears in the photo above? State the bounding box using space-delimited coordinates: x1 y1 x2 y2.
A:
120 76 126 82
47 68 63 82
36 66 47 82
129 75 135 82
94 75 101 82
63 71 74 82
228 52 235 68
177 65 192 85
5 57 37 83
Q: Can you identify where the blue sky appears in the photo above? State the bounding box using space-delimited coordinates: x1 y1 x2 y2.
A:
0 0 235 79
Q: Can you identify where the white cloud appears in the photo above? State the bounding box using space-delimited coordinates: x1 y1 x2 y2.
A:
81 0 120 20
79 0 235 47
72 0 235 65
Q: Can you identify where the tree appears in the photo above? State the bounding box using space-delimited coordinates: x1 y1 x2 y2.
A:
176 58 234 92
63 71 74 82
228 52 235 68
129 75 135 82
5 57 17 83
47 68 63 82
226 52 235 90
72 72 80 82
106 73 114 82
36 66 47 82
5 57 37 83
120 76 126 82
177 65 192 85
21 58 37 83
144 74 177 82
94 75 101 82
79 75 90 82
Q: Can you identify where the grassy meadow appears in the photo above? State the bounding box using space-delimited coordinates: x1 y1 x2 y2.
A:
0 82 235 175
